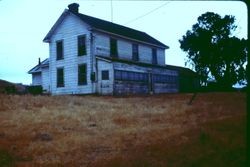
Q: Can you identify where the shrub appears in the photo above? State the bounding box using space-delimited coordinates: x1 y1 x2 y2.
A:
4 85 17 94
26 85 43 95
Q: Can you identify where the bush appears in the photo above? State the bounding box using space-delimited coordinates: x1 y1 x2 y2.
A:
199 82 236 92
4 85 17 94
26 85 43 95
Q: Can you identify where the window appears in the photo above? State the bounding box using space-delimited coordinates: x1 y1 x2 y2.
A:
153 74 178 83
114 70 122 80
114 70 148 83
152 48 157 64
132 44 139 61
102 70 109 80
78 35 86 56
56 40 63 60
110 38 118 57
78 64 87 85
57 68 64 87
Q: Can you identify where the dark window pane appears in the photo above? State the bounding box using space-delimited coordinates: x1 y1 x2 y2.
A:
122 71 128 80
115 70 121 80
57 68 64 87
56 41 63 60
114 70 148 83
152 48 157 64
78 35 86 56
102 70 109 80
78 64 87 85
110 38 118 58
153 74 178 83
132 44 139 61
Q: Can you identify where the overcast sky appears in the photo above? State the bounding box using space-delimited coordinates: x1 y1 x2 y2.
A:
0 0 247 84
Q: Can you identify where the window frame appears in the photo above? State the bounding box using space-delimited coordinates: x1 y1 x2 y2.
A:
78 64 87 85
56 40 64 60
78 35 87 56
101 70 109 80
114 70 148 83
57 67 64 87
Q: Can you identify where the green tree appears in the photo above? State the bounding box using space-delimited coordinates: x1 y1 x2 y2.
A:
179 12 247 89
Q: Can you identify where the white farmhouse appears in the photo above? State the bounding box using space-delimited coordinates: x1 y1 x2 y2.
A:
28 3 198 95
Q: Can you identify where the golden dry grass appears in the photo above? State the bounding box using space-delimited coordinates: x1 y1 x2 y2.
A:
0 92 246 166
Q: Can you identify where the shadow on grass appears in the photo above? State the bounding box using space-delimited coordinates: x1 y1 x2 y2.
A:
0 149 15 167
92 115 246 167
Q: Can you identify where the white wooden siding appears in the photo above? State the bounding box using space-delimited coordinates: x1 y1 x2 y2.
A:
94 32 110 56
94 32 166 65
49 13 93 95
114 62 148 73
41 67 50 91
32 73 42 86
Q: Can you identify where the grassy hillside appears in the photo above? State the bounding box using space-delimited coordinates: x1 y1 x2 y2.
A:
0 79 14 93
0 79 26 94
0 93 246 166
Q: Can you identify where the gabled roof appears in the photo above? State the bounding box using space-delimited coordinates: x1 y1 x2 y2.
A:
74 13 168 49
43 9 168 49
28 58 49 74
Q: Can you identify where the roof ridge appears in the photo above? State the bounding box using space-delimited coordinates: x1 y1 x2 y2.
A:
71 10 168 48
76 12 148 35
44 8 168 48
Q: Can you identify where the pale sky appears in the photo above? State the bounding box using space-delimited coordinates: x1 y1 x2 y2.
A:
0 0 247 84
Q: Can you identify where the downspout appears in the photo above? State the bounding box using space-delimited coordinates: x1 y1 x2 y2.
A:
96 58 99 94
90 31 94 93
112 63 114 95
49 45 52 94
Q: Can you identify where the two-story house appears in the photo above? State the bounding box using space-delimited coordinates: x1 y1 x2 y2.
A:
28 3 198 95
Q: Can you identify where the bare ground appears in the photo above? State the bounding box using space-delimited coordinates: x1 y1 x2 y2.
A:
0 92 246 166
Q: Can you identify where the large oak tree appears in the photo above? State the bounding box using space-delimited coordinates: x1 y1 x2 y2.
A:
179 12 247 88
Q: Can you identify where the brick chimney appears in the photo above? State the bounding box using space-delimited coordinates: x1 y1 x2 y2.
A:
38 58 41 65
68 3 79 14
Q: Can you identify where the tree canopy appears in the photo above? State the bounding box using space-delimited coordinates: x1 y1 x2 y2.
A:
179 12 247 89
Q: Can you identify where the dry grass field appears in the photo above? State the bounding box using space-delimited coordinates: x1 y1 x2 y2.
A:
0 92 246 167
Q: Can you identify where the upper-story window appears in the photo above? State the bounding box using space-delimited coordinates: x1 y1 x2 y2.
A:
132 44 139 61
152 48 157 65
56 40 63 60
78 35 87 56
110 38 118 58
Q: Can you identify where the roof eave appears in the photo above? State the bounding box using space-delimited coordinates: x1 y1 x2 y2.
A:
28 66 38 74
96 55 169 69
43 9 69 43
96 56 197 75
96 56 112 63
28 58 49 74
43 38 50 43
28 69 42 74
